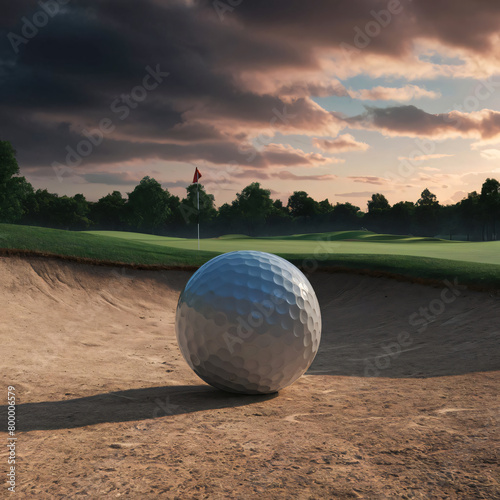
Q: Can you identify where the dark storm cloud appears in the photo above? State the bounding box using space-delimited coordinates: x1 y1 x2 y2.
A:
82 172 139 186
347 105 500 140
218 0 414 57
0 0 341 172
228 0 500 56
410 0 500 53
1 0 500 178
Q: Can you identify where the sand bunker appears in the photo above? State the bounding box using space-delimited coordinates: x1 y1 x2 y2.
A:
1 256 499 498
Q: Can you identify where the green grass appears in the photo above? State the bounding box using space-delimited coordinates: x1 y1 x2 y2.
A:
1 224 500 289
0 224 212 266
86 229 500 267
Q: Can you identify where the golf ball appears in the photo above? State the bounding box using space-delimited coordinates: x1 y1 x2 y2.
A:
175 250 321 394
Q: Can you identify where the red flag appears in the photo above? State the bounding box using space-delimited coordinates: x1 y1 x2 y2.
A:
192 167 202 183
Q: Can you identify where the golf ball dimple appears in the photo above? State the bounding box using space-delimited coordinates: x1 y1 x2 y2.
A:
175 250 322 394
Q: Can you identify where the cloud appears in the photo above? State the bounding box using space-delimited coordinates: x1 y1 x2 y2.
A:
447 190 468 203
479 148 500 160
83 172 142 185
350 85 440 101
229 0 500 80
236 169 338 182
348 176 388 185
347 105 500 141
274 171 337 181
335 191 374 197
313 134 370 152
3 0 500 188
397 153 455 161
259 143 330 167
277 81 349 98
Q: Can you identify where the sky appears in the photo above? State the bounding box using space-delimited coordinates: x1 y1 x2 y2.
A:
1 0 500 210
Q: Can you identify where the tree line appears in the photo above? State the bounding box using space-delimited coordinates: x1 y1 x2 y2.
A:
1 140 499 240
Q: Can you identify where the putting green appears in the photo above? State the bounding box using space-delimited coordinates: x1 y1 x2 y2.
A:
86 230 500 266
2 225 499 288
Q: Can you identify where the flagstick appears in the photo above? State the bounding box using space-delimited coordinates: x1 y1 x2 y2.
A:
197 181 200 251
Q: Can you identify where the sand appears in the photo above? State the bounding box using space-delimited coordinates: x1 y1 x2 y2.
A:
1 256 499 499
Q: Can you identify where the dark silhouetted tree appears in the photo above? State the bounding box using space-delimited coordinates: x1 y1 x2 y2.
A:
126 176 172 233
367 193 390 212
480 178 500 240
181 184 217 225
330 202 361 228
318 199 334 214
232 182 274 234
287 191 319 218
0 141 19 184
0 141 34 223
457 192 480 240
267 199 291 231
90 191 126 229
415 188 440 235
366 193 391 232
390 201 415 234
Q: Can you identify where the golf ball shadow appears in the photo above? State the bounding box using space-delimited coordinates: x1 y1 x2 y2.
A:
175 251 322 394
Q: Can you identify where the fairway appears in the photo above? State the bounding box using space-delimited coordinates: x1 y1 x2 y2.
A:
87 230 500 266
2 224 500 289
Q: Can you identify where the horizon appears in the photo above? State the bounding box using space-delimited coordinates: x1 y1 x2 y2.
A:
2 1 500 206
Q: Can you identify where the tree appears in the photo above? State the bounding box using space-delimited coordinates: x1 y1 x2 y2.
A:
0 141 34 223
180 183 217 225
126 176 172 233
232 183 274 233
91 191 126 229
0 141 19 184
51 195 91 229
166 194 183 225
415 188 440 235
287 191 319 218
480 178 500 240
458 191 481 240
318 199 333 214
330 202 361 228
366 193 391 232
390 201 415 234
417 188 438 207
270 199 290 219
216 202 238 230
267 199 291 231
367 193 390 213
0 176 34 223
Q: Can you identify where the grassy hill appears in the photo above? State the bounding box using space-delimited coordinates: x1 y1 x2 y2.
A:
1 224 500 289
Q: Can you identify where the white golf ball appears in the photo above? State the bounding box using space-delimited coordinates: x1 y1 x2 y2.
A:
175 250 322 394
